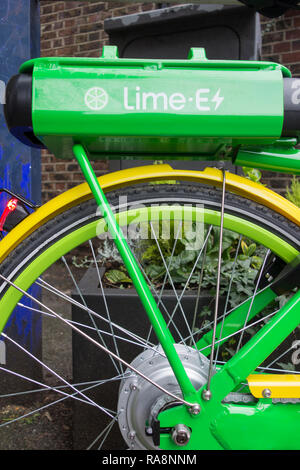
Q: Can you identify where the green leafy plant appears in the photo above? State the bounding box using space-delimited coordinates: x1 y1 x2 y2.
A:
242 167 263 184
286 176 300 207
104 222 264 310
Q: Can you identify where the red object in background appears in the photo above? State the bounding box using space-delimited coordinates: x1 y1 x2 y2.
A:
6 198 18 211
0 198 18 231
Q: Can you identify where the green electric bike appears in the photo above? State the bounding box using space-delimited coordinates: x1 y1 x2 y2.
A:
0 42 299 449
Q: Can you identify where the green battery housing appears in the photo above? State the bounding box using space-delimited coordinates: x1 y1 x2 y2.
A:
18 46 290 160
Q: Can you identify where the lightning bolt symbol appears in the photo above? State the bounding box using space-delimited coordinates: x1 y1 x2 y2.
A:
212 88 224 111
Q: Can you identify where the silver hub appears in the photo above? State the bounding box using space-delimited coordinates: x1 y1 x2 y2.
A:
117 344 212 450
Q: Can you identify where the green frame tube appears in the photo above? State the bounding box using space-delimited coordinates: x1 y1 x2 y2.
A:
73 144 198 402
208 289 300 403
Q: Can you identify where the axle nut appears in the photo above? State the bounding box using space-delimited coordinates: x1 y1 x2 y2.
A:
171 424 191 447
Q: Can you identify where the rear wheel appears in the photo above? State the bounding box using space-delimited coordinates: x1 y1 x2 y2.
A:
0 182 299 449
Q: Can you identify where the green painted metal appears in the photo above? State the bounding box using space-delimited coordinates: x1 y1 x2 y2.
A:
159 290 300 450
158 400 300 450
196 287 277 356
72 144 198 402
22 46 287 160
235 138 300 176
212 401 300 450
208 289 300 403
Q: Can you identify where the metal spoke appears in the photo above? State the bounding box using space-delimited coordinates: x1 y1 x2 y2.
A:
1 333 115 418
197 307 280 355
156 220 183 307
0 273 194 407
181 283 274 344
236 249 271 352
0 367 128 400
17 300 159 352
190 239 208 346
166 225 213 328
150 221 201 357
126 242 188 348
98 418 117 449
143 220 183 345
214 234 242 365
37 277 154 351
0 369 122 429
61 254 121 375
263 343 298 371
86 415 118 450
89 240 124 374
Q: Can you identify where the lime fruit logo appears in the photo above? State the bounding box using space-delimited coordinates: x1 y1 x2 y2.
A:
84 87 108 111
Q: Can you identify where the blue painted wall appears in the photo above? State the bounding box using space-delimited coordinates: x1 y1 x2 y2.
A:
0 0 40 207
0 1 41 364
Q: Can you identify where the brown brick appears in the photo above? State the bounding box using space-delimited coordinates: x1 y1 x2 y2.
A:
53 3 66 13
58 27 77 38
53 46 76 55
67 163 79 172
284 8 300 18
261 44 273 56
79 23 100 33
41 4 53 15
72 173 84 181
43 30 57 41
41 13 59 25
40 39 52 50
55 182 67 191
292 39 300 51
282 51 300 63
55 163 67 172
276 18 293 31
261 54 281 63
82 3 106 15
64 18 77 28
44 164 54 173
79 41 101 52
273 41 291 53
289 63 300 76
58 8 82 20
88 32 101 42
263 31 284 44
64 36 75 46
52 38 63 48
75 33 88 44
286 29 300 40
41 23 52 33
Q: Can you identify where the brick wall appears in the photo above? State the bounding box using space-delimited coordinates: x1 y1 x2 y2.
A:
39 2 300 201
260 10 300 193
